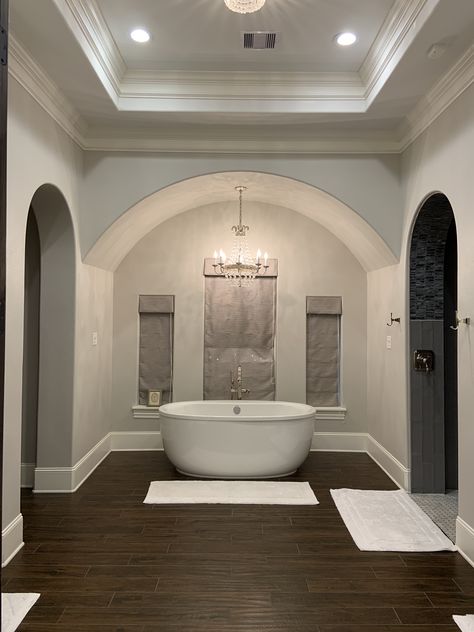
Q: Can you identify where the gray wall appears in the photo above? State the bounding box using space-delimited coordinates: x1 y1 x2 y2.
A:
112 201 367 434
367 81 474 560
21 211 40 471
32 185 76 469
81 153 403 260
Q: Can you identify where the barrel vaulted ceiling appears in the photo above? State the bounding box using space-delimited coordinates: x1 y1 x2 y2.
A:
8 0 474 153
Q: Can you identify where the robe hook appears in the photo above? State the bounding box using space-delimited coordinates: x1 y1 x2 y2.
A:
387 313 401 327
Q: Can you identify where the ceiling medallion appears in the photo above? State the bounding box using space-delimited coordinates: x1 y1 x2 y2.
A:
224 0 266 14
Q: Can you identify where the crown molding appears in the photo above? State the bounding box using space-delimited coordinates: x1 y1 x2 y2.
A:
8 35 87 148
360 0 438 105
122 69 363 99
7 27 474 156
64 0 126 83
52 0 122 105
398 44 474 150
120 70 365 110
57 0 435 114
83 134 401 155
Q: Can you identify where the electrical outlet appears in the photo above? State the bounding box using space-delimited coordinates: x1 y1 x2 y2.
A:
386 335 392 349
92 332 98 346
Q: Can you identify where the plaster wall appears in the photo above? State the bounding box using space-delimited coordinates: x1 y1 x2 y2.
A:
81 153 403 261
367 81 474 558
2 79 113 559
112 202 367 435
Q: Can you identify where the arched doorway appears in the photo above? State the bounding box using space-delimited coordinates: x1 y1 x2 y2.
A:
409 193 458 494
21 184 76 492
21 211 41 487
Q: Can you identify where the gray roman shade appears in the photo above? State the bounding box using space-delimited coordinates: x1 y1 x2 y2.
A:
306 296 342 315
306 296 342 407
139 295 174 314
204 276 276 400
138 295 174 405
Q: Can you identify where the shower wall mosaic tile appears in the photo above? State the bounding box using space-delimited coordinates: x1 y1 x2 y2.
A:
409 194 454 320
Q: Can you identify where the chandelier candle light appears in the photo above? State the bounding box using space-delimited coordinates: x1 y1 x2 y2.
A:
224 0 266 14
213 186 269 287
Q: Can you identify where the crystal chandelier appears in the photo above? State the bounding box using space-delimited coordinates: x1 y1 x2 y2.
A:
213 186 268 287
224 0 266 14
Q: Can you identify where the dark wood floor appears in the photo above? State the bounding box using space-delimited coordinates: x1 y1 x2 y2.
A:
2 451 474 631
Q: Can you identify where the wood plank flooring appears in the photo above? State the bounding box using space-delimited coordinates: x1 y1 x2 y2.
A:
3 451 474 631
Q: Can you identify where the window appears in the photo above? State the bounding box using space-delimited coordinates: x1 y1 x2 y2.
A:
306 296 342 406
138 295 174 405
203 259 277 400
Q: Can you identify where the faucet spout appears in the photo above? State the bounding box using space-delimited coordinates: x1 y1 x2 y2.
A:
230 365 250 400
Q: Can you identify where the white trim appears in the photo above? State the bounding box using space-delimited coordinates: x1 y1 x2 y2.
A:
399 44 474 150
366 434 410 490
7 24 474 155
8 36 87 148
361 0 436 106
315 407 347 421
110 431 163 451
34 433 111 493
28 430 410 495
132 405 160 419
311 431 367 452
2 514 24 567
20 462 35 488
59 0 429 114
456 516 474 568
32 432 163 493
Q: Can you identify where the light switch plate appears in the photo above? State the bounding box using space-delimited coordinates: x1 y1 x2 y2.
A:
92 332 98 346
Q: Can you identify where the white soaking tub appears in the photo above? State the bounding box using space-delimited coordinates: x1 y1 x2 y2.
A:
158 400 316 479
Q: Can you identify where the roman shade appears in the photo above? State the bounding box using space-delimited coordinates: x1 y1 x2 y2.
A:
306 296 342 315
138 295 174 405
204 276 276 400
306 296 342 407
139 295 174 314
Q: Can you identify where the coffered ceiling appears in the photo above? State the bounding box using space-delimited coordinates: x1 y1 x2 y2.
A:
8 0 474 153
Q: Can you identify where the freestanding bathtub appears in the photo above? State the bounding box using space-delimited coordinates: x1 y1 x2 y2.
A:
158 400 316 479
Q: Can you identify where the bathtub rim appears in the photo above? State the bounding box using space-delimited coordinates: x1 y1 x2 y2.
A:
159 400 316 422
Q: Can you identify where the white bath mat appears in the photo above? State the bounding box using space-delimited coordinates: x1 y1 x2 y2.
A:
454 615 474 631
144 481 318 505
330 488 457 552
1 593 40 632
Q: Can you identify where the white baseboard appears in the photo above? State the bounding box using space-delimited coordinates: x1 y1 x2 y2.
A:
366 434 410 490
111 431 163 450
310 432 410 491
457 516 474 568
30 430 410 494
311 432 367 452
33 432 163 493
2 514 24 567
34 434 112 493
21 462 35 488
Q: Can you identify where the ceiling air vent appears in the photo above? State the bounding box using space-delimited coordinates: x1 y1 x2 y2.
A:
243 32 277 49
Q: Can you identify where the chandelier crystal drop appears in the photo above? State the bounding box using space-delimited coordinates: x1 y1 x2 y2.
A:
213 186 269 288
224 0 266 14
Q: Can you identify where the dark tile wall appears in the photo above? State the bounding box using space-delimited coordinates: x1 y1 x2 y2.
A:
410 320 445 493
409 193 456 493
409 194 454 320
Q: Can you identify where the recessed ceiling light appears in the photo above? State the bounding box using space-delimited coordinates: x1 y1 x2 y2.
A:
130 28 150 43
335 32 357 47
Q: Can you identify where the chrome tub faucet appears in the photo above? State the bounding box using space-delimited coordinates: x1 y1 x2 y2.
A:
230 365 250 400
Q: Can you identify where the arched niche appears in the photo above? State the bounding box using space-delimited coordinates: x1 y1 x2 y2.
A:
85 172 397 272
24 184 76 485
408 192 458 494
